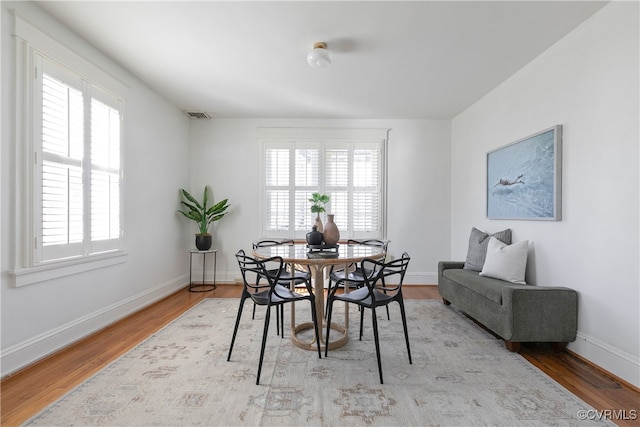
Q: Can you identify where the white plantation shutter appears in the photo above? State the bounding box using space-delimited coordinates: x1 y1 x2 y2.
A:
294 148 319 231
36 56 123 263
264 148 290 232
326 144 380 235
352 147 380 233
325 146 349 232
40 66 84 260
90 95 121 251
262 133 385 239
41 161 83 247
325 149 349 186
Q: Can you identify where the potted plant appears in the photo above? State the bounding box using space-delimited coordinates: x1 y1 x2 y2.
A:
309 192 329 232
178 185 230 250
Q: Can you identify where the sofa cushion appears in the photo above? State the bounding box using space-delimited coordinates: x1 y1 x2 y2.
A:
463 227 512 271
442 268 510 304
480 237 528 284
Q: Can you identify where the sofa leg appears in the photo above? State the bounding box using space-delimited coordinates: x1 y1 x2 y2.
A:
550 342 567 353
442 298 451 305
505 340 521 352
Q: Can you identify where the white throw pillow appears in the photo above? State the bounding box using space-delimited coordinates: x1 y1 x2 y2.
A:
479 237 528 284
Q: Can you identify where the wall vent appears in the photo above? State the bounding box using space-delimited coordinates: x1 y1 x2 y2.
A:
184 110 212 119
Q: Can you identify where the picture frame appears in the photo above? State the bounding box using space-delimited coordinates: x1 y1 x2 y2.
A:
486 125 562 220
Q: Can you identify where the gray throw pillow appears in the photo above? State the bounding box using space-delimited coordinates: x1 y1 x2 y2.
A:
463 227 512 271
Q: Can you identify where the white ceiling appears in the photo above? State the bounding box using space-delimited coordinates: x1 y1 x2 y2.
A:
36 1 608 119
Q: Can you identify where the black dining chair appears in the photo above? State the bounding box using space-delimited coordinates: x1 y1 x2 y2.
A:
325 252 412 384
252 239 312 290
227 250 322 385
252 239 313 335
326 239 390 319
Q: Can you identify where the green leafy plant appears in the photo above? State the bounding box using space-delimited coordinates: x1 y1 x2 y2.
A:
309 192 330 214
178 185 230 235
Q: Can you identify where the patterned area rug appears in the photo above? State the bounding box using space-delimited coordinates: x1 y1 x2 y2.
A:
26 299 612 426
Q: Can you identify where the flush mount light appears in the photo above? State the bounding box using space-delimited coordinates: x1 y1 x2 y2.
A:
307 42 331 68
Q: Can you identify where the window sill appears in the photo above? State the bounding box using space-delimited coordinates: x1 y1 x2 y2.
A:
10 251 128 288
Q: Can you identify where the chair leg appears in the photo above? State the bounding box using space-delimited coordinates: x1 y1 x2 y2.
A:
256 301 280 337
371 307 384 384
256 305 272 385
325 281 334 318
252 280 260 320
310 298 322 359
359 304 365 340
280 305 284 338
382 278 390 321
398 300 412 364
227 296 247 361
325 298 335 358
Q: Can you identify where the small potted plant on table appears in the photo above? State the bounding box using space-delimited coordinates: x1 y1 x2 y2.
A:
309 192 329 232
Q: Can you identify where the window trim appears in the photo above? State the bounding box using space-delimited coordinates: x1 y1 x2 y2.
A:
11 251 128 288
11 15 128 287
258 127 389 240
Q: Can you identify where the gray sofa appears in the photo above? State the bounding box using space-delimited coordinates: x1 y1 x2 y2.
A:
438 261 578 352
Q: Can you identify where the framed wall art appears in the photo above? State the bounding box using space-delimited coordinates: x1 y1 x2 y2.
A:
486 125 562 220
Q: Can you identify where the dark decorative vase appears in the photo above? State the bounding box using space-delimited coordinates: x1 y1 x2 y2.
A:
195 234 212 251
306 225 324 245
323 214 340 245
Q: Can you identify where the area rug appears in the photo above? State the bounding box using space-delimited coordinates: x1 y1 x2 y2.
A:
25 299 612 426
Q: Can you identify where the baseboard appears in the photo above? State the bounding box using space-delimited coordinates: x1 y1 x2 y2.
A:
404 271 437 285
0 274 188 378
569 331 640 389
214 270 241 285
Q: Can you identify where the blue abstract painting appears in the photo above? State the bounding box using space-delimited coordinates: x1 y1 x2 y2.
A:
487 126 562 220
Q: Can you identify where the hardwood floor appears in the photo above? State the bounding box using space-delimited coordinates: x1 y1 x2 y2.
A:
2 285 638 426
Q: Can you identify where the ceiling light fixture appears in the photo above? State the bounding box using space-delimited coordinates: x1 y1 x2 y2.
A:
307 42 331 69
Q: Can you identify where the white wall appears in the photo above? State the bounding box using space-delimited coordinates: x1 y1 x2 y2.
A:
1 2 192 376
451 2 639 387
188 118 452 285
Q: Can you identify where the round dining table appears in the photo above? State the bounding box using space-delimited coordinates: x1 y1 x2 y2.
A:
252 242 385 351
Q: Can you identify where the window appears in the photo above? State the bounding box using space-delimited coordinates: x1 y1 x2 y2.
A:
12 16 126 286
260 128 388 240
37 58 122 263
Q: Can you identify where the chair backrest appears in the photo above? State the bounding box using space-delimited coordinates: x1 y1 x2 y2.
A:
252 239 295 249
347 239 389 258
347 239 388 249
235 249 284 293
361 252 410 291
252 239 309 275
